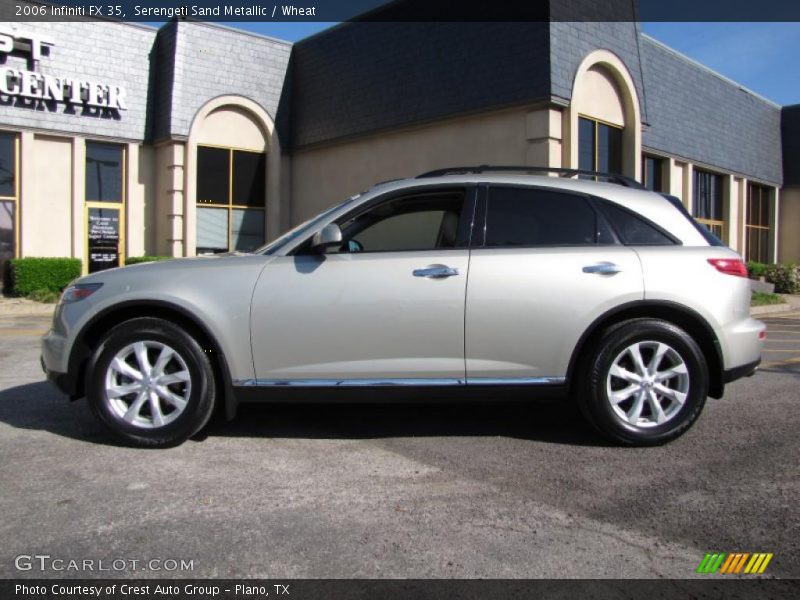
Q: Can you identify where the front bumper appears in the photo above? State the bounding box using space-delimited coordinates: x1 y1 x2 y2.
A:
41 354 80 397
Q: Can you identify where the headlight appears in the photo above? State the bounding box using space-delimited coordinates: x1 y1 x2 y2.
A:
60 283 103 304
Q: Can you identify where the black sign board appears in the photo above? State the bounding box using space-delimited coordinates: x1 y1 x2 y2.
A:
87 207 120 273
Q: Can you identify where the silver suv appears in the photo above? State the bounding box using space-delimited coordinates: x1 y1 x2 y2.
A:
41 166 765 448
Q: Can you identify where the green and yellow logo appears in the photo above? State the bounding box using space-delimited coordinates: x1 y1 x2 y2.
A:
696 552 773 575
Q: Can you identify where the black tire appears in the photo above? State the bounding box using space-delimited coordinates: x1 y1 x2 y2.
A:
86 317 217 448
577 318 708 446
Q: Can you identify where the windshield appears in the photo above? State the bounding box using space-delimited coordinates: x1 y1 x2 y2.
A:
255 194 361 255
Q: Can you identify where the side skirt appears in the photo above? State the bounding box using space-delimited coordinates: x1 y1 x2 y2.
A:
231 378 569 404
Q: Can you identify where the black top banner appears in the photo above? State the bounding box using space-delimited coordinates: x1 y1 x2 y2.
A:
4 0 800 22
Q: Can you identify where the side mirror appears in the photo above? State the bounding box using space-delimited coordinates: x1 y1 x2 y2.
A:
311 223 343 253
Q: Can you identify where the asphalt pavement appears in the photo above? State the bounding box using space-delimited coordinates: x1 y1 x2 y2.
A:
0 312 797 580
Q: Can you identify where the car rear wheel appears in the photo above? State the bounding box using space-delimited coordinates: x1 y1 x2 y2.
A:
578 318 708 446
86 317 216 448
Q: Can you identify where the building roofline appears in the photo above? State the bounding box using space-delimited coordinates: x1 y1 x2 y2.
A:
641 33 782 109
174 18 293 47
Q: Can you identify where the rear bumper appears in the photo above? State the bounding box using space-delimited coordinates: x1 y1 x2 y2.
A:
723 358 760 384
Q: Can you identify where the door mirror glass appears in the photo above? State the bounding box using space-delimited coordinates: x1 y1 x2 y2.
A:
311 223 343 252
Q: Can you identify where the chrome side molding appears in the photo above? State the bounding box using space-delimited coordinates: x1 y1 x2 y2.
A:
233 377 566 387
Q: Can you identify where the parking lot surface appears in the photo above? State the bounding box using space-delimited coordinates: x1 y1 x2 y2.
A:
0 312 798 579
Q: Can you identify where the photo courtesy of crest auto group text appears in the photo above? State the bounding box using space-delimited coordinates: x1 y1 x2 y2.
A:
0 0 798 598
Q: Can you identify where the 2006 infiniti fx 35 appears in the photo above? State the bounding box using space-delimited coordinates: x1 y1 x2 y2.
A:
42 166 765 448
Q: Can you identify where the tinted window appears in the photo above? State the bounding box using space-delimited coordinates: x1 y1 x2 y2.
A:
339 192 465 253
232 151 265 207
578 118 595 172
600 201 676 245
485 187 600 247
0 132 15 198
197 147 229 205
86 142 123 202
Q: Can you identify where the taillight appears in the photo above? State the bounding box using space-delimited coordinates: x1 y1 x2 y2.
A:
707 258 748 278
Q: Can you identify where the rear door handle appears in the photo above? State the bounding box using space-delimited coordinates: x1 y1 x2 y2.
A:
582 262 622 275
413 265 460 279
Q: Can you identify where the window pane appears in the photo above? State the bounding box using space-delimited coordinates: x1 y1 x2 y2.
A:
0 201 14 261
600 201 675 245
86 142 123 202
196 207 228 254
197 147 229 205
345 193 464 253
485 187 597 247
578 118 595 172
693 170 723 221
0 133 15 198
232 151 265 207
598 124 622 174
644 156 663 192
232 209 265 252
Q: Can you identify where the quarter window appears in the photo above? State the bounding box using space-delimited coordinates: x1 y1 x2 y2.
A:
196 146 266 254
599 200 676 246
484 187 608 247
692 169 725 239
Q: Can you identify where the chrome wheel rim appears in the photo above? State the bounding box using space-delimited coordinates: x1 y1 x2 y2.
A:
104 341 192 429
606 341 690 428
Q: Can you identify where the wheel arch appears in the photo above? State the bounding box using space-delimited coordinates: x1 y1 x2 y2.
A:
69 300 237 419
567 300 725 399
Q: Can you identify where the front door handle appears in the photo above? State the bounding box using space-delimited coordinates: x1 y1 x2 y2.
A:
413 265 460 279
583 262 622 276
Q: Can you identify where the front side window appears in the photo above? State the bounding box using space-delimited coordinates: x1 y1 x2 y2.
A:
333 191 466 253
196 146 266 254
579 117 623 175
746 183 772 263
0 132 18 269
484 187 609 247
692 169 725 239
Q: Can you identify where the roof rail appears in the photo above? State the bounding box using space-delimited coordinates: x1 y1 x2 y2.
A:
416 165 644 189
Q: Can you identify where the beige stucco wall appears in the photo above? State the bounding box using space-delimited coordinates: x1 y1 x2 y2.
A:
290 106 550 223
572 66 625 126
154 142 185 257
20 133 73 257
127 143 156 257
778 187 800 262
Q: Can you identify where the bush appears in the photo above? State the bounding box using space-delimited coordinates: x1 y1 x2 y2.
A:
764 263 800 294
750 292 786 307
9 257 81 296
125 256 172 266
27 289 61 304
746 261 769 279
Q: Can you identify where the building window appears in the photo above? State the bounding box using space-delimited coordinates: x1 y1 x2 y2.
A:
642 155 664 192
692 168 725 239
196 146 266 254
0 131 19 278
578 116 622 175
746 183 772 264
85 142 125 273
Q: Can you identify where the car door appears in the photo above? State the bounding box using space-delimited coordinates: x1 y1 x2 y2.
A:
465 184 644 382
250 186 476 383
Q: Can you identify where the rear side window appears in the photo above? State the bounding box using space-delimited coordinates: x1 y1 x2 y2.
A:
485 187 611 247
598 200 677 246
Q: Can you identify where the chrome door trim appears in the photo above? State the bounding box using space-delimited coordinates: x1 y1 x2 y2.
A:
233 377 566 387
467 376 566 385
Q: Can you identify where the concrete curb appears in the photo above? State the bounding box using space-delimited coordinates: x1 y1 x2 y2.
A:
751 303 793 316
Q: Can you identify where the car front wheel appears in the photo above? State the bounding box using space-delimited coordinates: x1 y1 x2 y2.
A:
86 317 217 447
578 318 709 446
